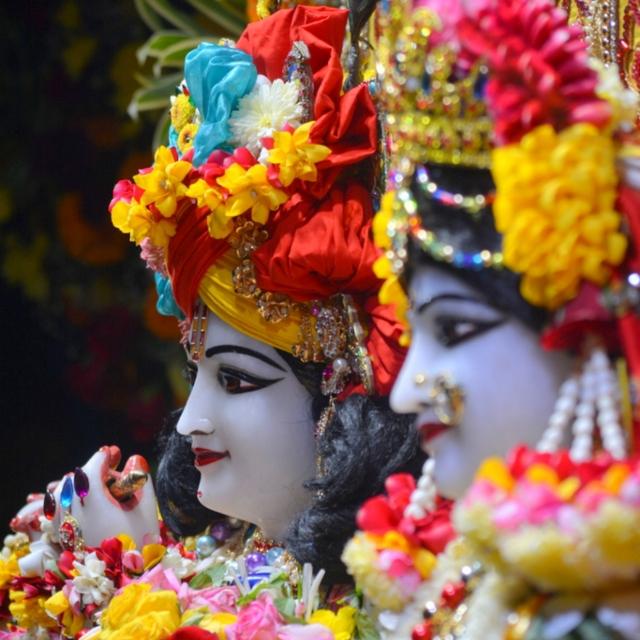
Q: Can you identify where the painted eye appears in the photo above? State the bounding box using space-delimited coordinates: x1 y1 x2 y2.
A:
183 363 197 386
217 367 282 395
435 316 504 347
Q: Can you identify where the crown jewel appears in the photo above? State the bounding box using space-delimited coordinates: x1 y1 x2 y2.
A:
378 4 493 171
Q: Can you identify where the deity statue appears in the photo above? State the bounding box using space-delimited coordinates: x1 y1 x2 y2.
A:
343 0 640 638
1 6 423 639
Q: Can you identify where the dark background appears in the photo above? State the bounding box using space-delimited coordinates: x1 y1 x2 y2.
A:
0 1 188 529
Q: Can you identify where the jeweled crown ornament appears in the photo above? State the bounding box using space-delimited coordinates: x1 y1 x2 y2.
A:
378 2 492 172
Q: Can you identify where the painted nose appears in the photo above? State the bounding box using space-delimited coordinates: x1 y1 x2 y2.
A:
176 414 215 436
390 356 432 414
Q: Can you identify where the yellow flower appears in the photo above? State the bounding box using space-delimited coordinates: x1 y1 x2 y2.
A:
10 591 57 630
268 121 331 187
170 94 197 133
372 191 395 251
178 123 199 154
134 146 192 218
217 163 287 224
111 198 177 249
492 123 627 309
45 590 84 637
372 190 411 345
181 608 236 638
117 534 136 552
474 457 514 492
309 606 357 640
142 544 167 570
0 553 20 589
185 178 232 238
99 583 180 640
341 533 410 611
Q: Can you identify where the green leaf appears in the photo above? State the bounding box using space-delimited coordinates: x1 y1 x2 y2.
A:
152 111 172 151
145 0 208 35
355 610 381 640
184 0 245 36
236 573 288 607
189 562 228 589
134 0 165 31
137 31 188 65
152 37 207 75
273 597 299 622
128 73 181 119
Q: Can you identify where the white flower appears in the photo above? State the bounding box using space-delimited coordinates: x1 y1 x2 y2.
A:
229 75 304 155
72 552 115 608
161 546 197 579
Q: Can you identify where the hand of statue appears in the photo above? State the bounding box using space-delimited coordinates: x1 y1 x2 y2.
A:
14 446 160 576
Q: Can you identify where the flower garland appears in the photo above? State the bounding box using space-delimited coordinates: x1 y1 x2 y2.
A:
455 445 640 593
342 474 454 613
0 523 374 640
372 0 636 320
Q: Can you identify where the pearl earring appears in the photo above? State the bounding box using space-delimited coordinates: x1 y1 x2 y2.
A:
537 345 627 461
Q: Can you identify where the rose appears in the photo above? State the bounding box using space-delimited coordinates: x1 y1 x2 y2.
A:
227 593 284 640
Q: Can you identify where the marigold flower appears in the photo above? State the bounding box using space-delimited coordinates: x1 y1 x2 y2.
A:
492 123 627 309
10 590 57 630
134 146 192 218
99 582 180 640
268 121 331 187
217 162 287 224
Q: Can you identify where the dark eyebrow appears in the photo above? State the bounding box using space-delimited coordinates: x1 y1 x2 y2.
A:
205 345 287 372
416 293 489 315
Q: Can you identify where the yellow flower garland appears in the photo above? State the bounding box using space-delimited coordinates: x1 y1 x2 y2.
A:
492 123 627 309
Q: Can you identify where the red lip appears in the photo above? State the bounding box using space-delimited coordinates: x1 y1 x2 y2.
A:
193 448 229 467
417 423 448 446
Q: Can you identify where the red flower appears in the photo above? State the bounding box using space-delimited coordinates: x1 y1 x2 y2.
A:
356 473 455 554
89 537 123 586
459 0 611 144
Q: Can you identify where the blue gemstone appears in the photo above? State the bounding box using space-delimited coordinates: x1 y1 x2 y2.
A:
246 567 272 589
265 547 284 565
472 254 484 267
60 476 74 510
453 253 466 268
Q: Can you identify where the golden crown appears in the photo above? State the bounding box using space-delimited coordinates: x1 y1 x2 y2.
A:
376 2 493 172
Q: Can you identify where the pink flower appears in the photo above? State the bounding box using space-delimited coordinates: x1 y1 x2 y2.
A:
122 551 145 575
277 625 334 640
183 585 239 613
227 592 284 640
492 499 528 530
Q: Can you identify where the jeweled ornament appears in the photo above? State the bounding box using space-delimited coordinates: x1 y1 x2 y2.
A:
73 466 90 503
43 490 56 520
60 475 74 510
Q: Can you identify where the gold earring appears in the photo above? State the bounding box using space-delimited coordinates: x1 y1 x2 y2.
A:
429 374 465 427
414 373 428 386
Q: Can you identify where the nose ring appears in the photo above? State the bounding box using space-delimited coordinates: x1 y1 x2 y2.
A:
428 374 465 427
414 373 428 386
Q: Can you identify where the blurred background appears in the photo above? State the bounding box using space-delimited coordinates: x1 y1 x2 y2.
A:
0 0 249 528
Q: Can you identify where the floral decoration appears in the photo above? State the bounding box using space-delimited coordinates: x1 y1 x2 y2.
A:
455 445 640 592
342 474 454 612
0 522 373 640
110 42 333 260
492 123 627 309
